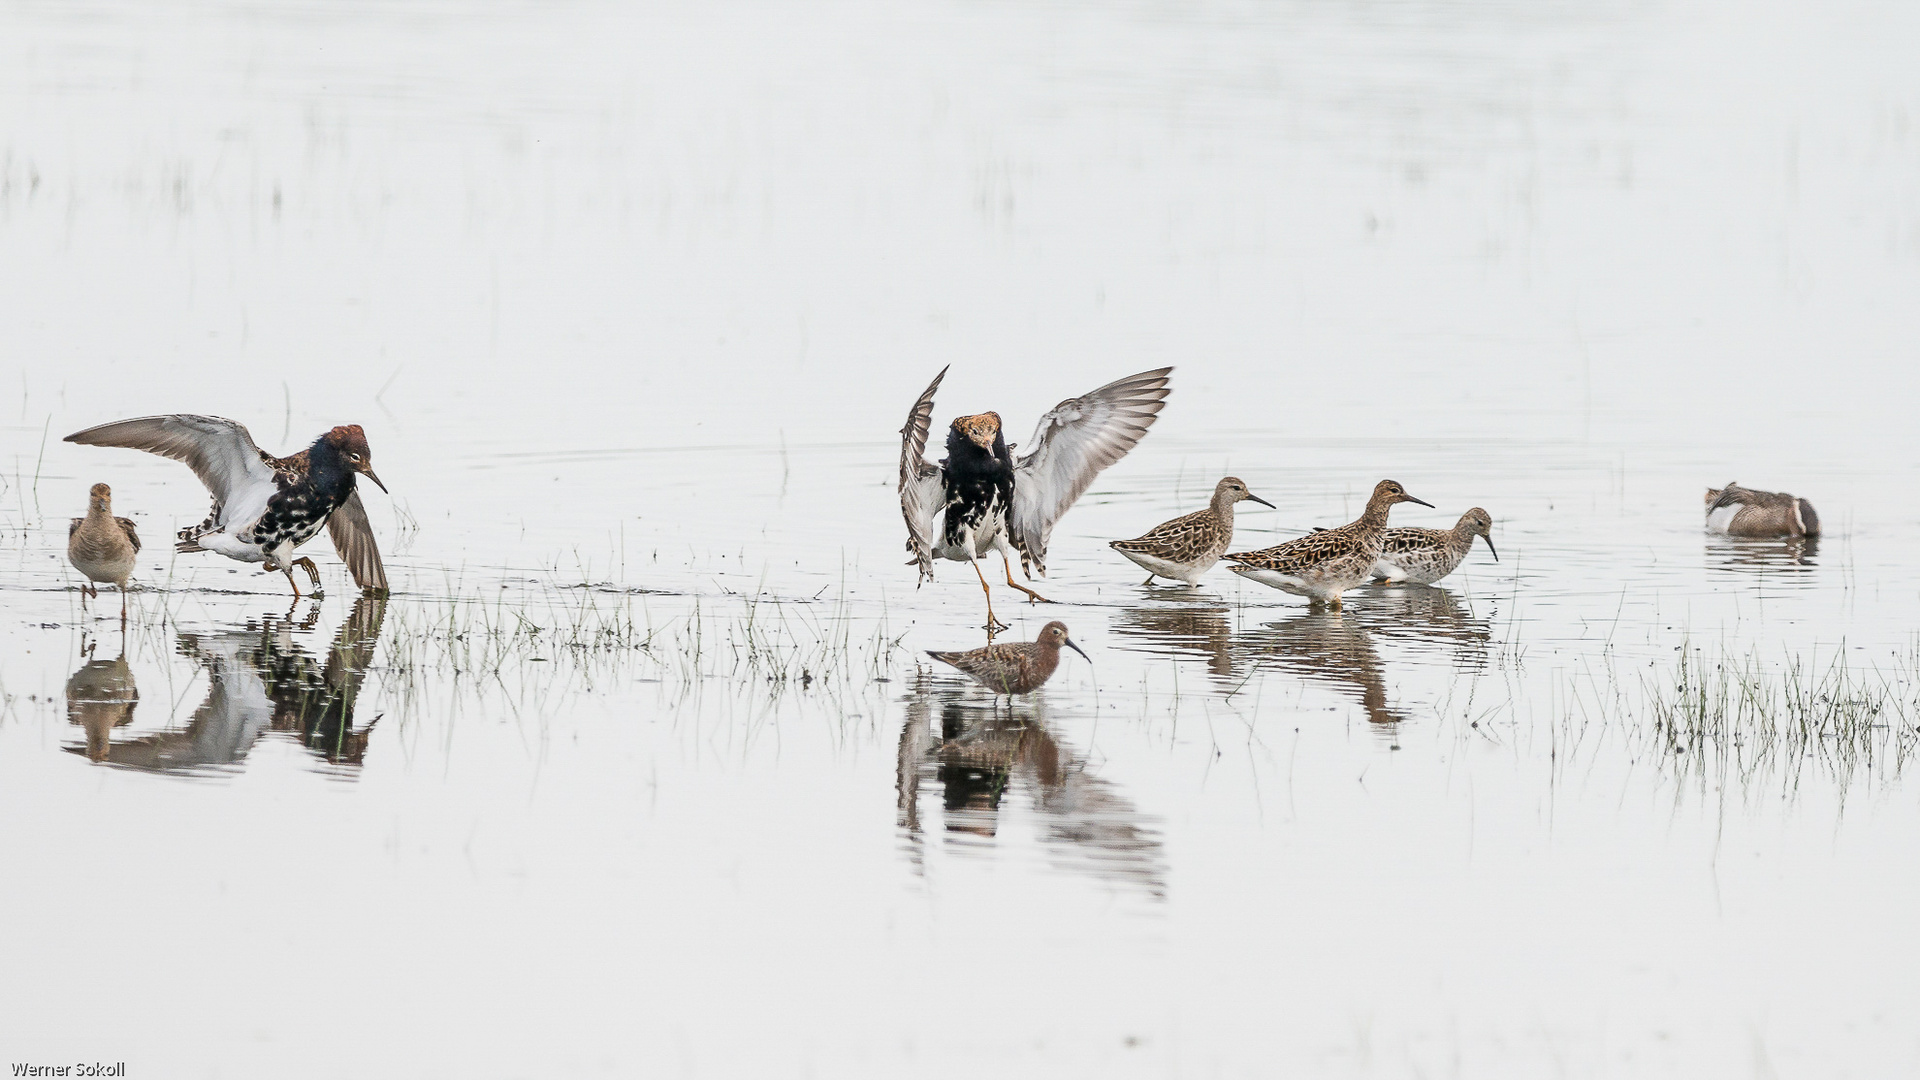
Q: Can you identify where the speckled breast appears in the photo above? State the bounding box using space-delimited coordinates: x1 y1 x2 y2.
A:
245 486 344 551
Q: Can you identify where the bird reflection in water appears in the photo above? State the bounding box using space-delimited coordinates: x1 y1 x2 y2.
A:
1707 534 1820 574
1235 610 1411 735
895 675 1166 899
1109 601 1239 680
1112 587 1492 710
1349 584 1493 676
66 644 139 763
64 594 388 774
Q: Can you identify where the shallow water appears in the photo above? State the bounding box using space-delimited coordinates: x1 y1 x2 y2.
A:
4 1 1920 1077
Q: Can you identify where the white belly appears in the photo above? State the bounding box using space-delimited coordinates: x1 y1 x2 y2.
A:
1705 504 1742 535
1232 564 1362 600
933 517 1007 563
199 531 269 564
1116 548 1214 584
1231 566 1314 596
1368 558 1407 582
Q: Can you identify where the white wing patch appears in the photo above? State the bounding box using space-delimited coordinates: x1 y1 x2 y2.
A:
1009 367 1171 575
64 414 281 532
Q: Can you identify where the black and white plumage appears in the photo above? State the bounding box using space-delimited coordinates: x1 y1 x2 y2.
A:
67 594 389 772
64 415 390 595
899 366 1172 625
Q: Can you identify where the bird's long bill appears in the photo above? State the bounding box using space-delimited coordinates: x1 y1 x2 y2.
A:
1483 534 1500 561
1406 494 1435 508
1064 638 1090 662
361 468 390 494
1247 493 1276 509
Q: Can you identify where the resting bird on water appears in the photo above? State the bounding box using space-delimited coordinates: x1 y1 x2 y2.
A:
1704 482 1819 538
68 482 141 623
64 415 390 596
927 620 1089 696
900 366 1172 630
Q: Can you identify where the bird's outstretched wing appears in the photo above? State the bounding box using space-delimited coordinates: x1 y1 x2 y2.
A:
899 366 950 582
64 415 278 525
326 489 389 593
1009 367 1172 575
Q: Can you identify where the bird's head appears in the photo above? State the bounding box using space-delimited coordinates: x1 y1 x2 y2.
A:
1217 476 1275 509
1040 620 1089 662
950 412 1003 452
1372 479 1432 509
1461 507 1497 560
325 425 388 494
88 482 112 513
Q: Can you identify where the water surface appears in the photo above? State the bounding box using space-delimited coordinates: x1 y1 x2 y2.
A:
3 1 1919 1077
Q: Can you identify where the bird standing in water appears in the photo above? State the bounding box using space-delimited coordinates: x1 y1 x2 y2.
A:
68 482 141 624
1109 476 1274 585
1225 479 1432 609
1368 507 1498 585
900 366 1172 631
927 620 1089 696
65 415 390 596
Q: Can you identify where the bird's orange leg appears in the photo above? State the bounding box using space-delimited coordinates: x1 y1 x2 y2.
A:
970 557 1007 636
1001 554 1052 605
282 566 303 599
292 557 325 597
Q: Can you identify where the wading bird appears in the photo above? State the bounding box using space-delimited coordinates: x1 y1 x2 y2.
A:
65 415 389 596
1225 479 1431 609
927 620 1089 696
900 366 1171 630
68 482 140 624
1368 507 1497 585
1109 476 1274 585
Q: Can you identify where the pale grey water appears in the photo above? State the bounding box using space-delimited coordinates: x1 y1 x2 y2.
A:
3 1 1920 1077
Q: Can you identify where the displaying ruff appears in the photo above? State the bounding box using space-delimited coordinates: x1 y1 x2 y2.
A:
65 415 390 596
900 366 1171 629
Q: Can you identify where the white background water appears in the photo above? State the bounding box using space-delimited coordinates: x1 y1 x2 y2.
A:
2 1 1918 1076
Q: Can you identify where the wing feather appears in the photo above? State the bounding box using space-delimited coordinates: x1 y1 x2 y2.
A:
326 489 389 592
1110 507 1217 563
899 367 950 581
1226 524 1367 574
1009 367 1172 574
63 415 278 520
